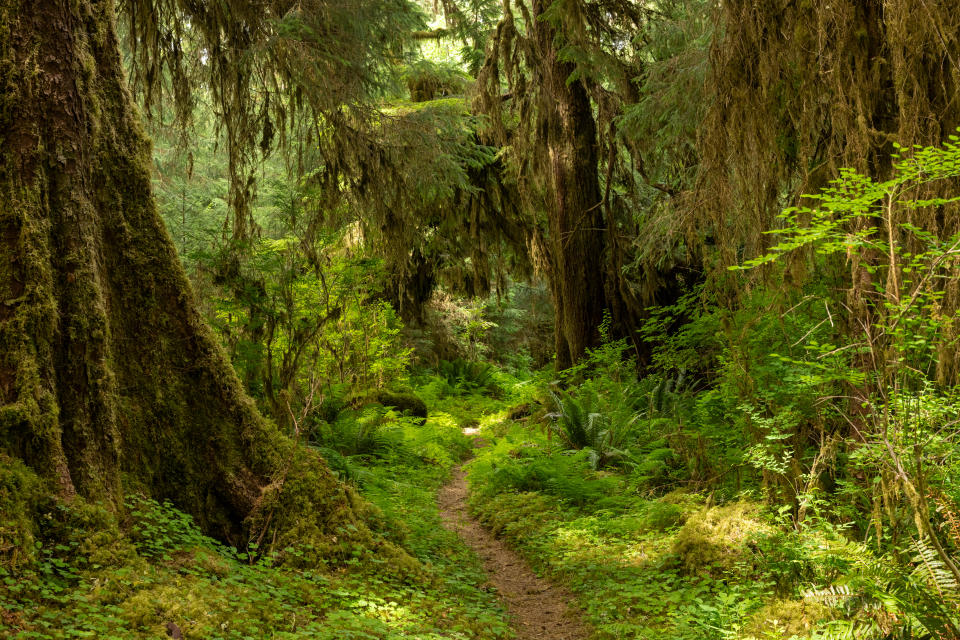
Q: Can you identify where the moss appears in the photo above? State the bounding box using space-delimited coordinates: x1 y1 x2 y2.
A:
742 598 832 639
119 582 216 634
0 455 47 568
672 501 773 574
505 403 532 421
244 446 418 573
638 501 685 532
370 390 428 424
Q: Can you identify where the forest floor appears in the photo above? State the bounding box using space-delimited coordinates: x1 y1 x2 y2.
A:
438 437 589 640
2 381 845 639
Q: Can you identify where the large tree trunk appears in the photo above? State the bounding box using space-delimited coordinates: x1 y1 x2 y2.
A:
0 0 357 549
531 0 607 370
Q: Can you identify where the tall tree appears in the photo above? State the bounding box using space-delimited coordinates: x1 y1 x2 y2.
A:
476 0 663 368
0 0 380 553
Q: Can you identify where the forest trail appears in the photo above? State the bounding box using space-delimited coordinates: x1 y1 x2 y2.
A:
438 436 590 640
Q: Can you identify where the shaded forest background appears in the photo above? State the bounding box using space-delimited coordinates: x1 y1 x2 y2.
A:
5 0 960 637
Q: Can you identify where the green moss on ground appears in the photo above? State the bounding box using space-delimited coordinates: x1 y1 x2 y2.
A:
0 397 508 640
673 502 773 574
370 390 429 423
0 456 48 569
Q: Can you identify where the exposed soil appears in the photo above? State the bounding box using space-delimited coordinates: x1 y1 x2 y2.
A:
438 445 590 640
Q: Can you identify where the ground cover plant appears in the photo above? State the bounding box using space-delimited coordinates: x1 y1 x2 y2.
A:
0 403 509 639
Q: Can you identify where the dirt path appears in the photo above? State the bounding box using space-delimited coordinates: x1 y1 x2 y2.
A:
438 452 590 640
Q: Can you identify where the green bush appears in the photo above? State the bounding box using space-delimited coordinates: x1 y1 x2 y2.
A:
469 440 618 507
310 406 408 460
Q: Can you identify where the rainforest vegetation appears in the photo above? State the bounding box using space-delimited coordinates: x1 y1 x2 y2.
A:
4 0 960 638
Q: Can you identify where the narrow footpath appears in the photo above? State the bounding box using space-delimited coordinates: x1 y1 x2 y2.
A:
438 437 590 640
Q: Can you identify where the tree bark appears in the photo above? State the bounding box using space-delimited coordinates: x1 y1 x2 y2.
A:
530 0 607 370
0 0 356 549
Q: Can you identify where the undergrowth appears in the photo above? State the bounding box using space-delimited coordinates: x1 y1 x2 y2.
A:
0 394 509 640
462 361 959 639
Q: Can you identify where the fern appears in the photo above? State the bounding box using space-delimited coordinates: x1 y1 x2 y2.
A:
805 537 960 639
438 358 500 393
547 388 645 470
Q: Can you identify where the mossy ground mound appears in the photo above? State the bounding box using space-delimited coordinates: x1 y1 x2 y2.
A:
743 598 832 639
371 390 429 423
672 501 773 574
0 456 48 569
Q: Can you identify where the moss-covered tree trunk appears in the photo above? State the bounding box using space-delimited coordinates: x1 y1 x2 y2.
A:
530 0 607 371
0 0 357 549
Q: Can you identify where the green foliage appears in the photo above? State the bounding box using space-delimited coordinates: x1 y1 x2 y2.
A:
438 358 501 395
371 390 428 423
467 440 784 640
402 59 470 101
476 452 619 507
309 406 408 460
725 136 960 636
124 495 214 560
0 456 48 569
804 537 960 640
0 400 504 640
547 388 637 470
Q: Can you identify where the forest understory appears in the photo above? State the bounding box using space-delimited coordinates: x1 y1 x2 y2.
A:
5 0 960 638
0 377 892 639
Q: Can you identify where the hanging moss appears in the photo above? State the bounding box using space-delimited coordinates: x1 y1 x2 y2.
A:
697 0 960 265
0 0 384 565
